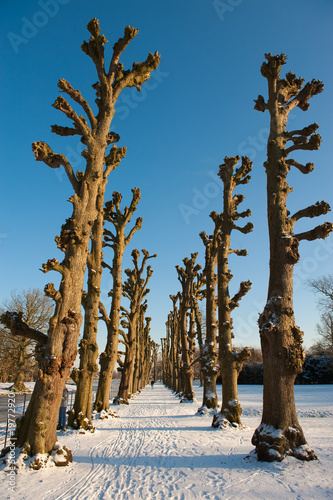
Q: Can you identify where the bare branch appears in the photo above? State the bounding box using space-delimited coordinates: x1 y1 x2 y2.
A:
41 258 66 275
285 159 314 174
104 145 127 178
294 222 333 242
1 311 48 345
109 25 139 76
291 201 330 222
254 94 268 112
98 300 110 326
286 79 324 112
112 51 160 103
229 280 252 310
285 133 321 156
57 78 97 132
233 221 254 234
81 18 109 93
52 95 91 138
32 141 79 193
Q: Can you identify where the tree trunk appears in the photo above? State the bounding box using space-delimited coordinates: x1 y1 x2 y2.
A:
1 20 160 460
116 249 156 404
94 189 142 412
211 156 252 428
12 342 29 392
199 232 219 411
116 326 136 404
179 304 195 400
252 53 331 461
68 182 108 429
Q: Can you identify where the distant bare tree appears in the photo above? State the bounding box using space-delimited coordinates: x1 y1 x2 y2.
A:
115 249 156 404
0 289 53 392
94 189 142 412
307 275 333 355
176 253 203 401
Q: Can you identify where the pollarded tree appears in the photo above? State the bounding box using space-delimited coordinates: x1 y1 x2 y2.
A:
211 156 252 428
0 289 54 391
169 294 181 393
131 301 147 394
176 253 203 401
94 188 142 412
0 19 159 462
134 313 152 393
198 230 220 411
68 149 126 430
252 53 333 462
151 340 159 383
115 249 156 404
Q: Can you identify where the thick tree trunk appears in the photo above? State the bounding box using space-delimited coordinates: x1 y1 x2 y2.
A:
199 232 219 411
68 183 106 429
94 248 124 411
211 156 252 428
116 326 136 404
215 233 243 424
179 305 195 400
1 20 160 460
15 153 104 456
252 53 331 461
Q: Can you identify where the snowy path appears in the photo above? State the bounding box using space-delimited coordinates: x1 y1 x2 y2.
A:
2 382 333 499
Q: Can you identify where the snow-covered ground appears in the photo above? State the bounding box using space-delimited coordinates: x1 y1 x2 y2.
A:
1 382 332 499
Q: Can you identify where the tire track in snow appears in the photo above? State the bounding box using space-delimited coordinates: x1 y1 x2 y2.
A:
45 426 123 500
46 385 249 499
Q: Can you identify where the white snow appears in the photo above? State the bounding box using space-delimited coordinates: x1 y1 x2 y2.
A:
1 382 333 499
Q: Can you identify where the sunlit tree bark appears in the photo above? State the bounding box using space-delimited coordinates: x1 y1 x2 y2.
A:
0 19 159 461
176 253 202 401
115 249 156 404
94 188 142 412
211 156 252 427
251 53 332 461
198 230 219 411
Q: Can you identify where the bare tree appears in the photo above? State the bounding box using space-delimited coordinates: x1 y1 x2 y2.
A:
94 189 142 411
0 19 160 462
176 253 203 401
169 296 182 393
0 289 53 391
210 156 252 427
68 151 126 430
198 230 219 411
252 53 333 462
307 275 333 355
308 275 333 314
115 249 156 404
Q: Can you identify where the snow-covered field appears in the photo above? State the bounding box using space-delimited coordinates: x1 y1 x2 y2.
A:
1 382 332 499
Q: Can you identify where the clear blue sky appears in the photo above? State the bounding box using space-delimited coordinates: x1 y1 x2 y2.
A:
1 0 332 353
